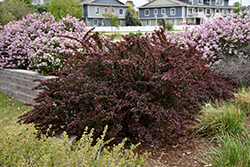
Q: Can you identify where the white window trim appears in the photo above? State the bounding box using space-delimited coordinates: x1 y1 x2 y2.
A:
198 0 203 5
188 8 193 15
206 8 211 15
161 8 166 15
95 7 100 15
198 8 204 13
215 0 219 6
215 9 220 13
104 7 108 13
221 0 224 6
222 9 227 15
93 19 98 26
154 8 158 15
119 8 124 15
170 8 176 15
112 8 115 14
146 20 151 26
145 9 150 16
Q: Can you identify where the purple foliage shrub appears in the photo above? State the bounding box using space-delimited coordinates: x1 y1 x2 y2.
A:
0 12 89 75
166 12 250 86
18 28 235 146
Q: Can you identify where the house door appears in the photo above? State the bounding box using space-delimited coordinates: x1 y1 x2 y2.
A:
196 18 201 25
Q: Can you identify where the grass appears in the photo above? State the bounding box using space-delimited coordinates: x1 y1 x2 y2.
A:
0 92 32 138
193 101 247 136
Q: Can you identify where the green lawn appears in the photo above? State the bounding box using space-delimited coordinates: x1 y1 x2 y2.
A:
0 92 32 138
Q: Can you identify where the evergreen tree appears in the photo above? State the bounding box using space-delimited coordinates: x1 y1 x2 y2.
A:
125 9 137 26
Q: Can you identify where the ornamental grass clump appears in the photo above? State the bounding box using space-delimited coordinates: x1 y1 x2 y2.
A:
18 28 235 147
0 125 148 166
193 101 247 137
167 12 250 87
0 12 90 75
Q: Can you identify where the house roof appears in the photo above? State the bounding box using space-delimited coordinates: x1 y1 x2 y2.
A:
138 0 237 9
79 0 129 7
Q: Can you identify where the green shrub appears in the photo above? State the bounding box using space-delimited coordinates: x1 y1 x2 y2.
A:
193 102 246 136
0 125 148 166
203 134 250 167
165 21 174 31
128 32 134 35
136 30 143 37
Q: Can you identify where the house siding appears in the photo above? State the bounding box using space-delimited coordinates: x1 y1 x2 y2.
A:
87 6 127 18
139 7 182 18
92 0 122 4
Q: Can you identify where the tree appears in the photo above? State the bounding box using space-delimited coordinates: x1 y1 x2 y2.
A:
125 1 141 26
0 0 31 25
125 10 137 26
233 1 247 16
47 0 83 21
102 6 120 32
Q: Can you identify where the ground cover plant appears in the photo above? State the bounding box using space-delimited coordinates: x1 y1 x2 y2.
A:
0 92 32 138
0 12 91 75
18 27 235 147
166 12 250 87
0 125 148 166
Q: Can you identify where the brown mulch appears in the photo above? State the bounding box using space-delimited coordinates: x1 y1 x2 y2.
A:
130 135 219 167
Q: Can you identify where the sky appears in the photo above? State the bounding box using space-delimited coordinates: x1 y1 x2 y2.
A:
120 0 250 8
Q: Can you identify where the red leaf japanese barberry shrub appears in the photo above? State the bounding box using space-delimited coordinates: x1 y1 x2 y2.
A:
18 28 235 146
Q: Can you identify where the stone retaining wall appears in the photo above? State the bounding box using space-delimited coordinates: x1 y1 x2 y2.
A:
0 69 55 103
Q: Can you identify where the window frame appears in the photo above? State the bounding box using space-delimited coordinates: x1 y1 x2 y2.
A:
104 7 108 13
145 9 150 16
206 8 211 15
198 0 203 5
119 8 123 15
215 0 219 6
161 8 166 15
170 8 176 15
154 8 158 15
93 19 98 26
188 8 193 15
95 7 100 15
146 20 151 26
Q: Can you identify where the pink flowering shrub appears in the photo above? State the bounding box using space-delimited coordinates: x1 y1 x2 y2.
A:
0 12 90 75
166 12 250 86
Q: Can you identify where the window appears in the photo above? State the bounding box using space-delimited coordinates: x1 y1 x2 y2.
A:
206 9 211 15
104 7 108 13
111 8 115 14
95 7 100 15
188 8 193 15
220 0 224 5
170 8 176 15
198 0 203 5
207 0 210 3
154 9 158 15
222 9 227 15
215 9 221 13
215 0 219 5
161 8 166 14
146 20 151 26
145 9 150 16
93 19 98 26
119 9 123 15
198 8 204 13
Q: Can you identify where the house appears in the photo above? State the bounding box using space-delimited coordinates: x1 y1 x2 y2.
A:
32 0 49 5
246 5 250 18
138 0 237 26
79 0 129 26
